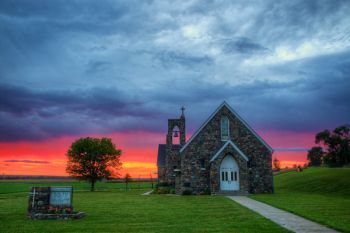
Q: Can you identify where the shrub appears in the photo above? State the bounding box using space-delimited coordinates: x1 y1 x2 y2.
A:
200 188 211 195
157 186 170 194
182 189 192 195
155 182 170 188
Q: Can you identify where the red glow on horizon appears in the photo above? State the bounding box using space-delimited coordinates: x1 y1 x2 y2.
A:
0 130 314 178
0 132 163 178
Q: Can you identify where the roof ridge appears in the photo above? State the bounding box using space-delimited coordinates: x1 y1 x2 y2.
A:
179 101 273 153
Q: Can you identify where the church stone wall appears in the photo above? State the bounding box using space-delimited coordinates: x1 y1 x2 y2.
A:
164 147 180 185
164 116 185 185
157 166 166 183
180 105 273 194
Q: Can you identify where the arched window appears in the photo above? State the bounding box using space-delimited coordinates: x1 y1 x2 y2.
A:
221 116 229 141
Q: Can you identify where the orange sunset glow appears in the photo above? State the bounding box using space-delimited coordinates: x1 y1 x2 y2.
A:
0 130 312 177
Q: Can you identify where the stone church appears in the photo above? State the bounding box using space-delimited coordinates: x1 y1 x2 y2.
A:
157 101 273 194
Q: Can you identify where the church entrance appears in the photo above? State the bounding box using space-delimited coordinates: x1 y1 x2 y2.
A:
220 155 239 191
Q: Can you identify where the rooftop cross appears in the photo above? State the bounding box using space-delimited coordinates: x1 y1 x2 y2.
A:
181 106 185 117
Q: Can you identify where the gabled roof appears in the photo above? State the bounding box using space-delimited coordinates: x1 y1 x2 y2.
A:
157 144 166 167
179 101 273 153
210 140 249 162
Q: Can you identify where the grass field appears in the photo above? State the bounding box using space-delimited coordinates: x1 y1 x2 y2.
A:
251 167 350 233
0 189 290 233
1 167 349 232
0 180 153 194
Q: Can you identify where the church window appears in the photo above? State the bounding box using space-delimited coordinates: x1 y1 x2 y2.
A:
225 172 228 181
191 166 196 179
231 172 233 181
221 172 225 181
200 159 205 169
234 172 237 181
221 116 229 141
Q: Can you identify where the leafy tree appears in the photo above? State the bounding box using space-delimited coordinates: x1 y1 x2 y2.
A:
315 125 350 166
124 173 132 191
307 146 324 166
66 137 122 191
272 157 281 171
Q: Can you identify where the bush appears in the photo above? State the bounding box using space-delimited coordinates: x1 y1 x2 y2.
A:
157 186 170 194
182 189 192 195
155 182 170 188
200 188 211 195
156 186 175 194
155 182 176 194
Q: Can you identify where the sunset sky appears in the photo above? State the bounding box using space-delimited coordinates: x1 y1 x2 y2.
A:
1 1 349 177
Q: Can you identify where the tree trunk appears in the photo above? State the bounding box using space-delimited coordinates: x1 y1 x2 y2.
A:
91 180 95 191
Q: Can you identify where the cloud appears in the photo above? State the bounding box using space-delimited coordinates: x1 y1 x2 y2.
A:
0 0 349 142
154 51 214 68
86 61 112 73
223 37 269 54
4 159 50 164
273 148 309 152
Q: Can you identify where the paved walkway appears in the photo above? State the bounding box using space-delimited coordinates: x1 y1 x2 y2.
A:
141 190 154 195
228 196 339 233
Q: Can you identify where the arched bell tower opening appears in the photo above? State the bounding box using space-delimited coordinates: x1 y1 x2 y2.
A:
172 126 180 145
166 107 186 146
165 107 186 184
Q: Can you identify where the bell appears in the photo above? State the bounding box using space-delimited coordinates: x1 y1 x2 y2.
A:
173 131 179 137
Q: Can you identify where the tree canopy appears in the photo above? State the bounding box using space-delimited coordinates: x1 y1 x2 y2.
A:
66 137 122 191
307 147 323 166
308 125 350 167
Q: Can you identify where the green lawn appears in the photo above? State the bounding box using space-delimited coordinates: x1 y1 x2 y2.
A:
251 167 350 233
0 180 153 194
0 190 290 233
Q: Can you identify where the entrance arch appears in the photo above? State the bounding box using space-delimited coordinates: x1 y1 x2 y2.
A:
220 155 239 191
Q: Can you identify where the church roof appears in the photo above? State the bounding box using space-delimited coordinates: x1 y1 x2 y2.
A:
210 140 249 162
180 101 273 153
157 144 166 167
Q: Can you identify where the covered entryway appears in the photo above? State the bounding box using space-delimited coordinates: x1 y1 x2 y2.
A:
220 155 239 191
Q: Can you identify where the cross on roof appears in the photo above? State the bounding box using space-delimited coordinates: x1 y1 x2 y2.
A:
181 106 185 115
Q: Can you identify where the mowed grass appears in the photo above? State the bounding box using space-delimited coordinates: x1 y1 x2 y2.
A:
251 167 350 233
0 190 290 233
0 180 153 194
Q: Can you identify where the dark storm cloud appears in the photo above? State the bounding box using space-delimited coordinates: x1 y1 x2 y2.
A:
86 61 113 73
273 148 309 152
237 51 350 132
0 0 349 141
0 83 165 119
4 159 50 164
154 51 214 68
0 83 167 141
223 38 269 54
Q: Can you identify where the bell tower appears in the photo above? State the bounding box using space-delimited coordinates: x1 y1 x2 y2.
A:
165 107 186 184
166 107 186 146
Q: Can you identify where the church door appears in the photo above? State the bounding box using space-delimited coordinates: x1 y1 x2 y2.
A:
220 155 239 191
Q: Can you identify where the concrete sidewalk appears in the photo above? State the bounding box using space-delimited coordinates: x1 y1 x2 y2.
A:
228 196 339 233
141 190 154 195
